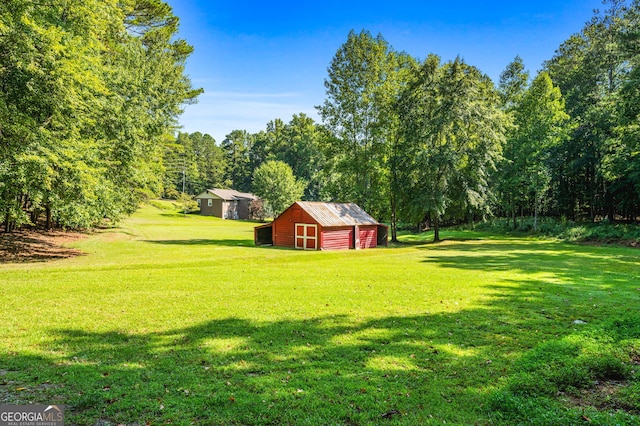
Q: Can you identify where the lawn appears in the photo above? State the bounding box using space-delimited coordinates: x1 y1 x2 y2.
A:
1 203 639 425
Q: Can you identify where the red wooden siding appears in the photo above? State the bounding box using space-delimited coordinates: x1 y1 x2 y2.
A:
358 225 377 249
273 219 295 247
321 227 353 250
273 204 318 249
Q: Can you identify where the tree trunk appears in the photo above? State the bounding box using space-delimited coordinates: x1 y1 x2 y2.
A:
45 205 52 230
390 193 398 243
533 192 539 233
607 199 616 224
433 215 440 242
30 208 39 225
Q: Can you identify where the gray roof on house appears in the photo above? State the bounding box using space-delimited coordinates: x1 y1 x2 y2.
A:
201 189 257 201
296 201 380 227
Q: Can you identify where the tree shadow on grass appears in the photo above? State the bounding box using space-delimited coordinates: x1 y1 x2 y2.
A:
4 303 638 425
144 239 255 248
419 240 640 325
420 240 640 283
2 312 509 425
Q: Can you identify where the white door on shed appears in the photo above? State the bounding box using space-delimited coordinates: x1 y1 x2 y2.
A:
295 223 317 250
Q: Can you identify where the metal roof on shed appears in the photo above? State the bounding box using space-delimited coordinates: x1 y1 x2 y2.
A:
296 201 380 227
201 189 257 201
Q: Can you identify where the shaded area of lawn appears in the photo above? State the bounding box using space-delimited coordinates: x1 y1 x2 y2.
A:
2 273 639 424
144 238 256 248
3 314 498 424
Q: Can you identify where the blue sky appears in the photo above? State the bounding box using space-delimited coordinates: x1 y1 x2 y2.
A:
167 0 605 143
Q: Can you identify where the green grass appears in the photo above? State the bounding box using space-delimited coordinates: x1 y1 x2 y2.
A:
1 202 639 425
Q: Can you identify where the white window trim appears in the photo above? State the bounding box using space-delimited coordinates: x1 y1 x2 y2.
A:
207 199 212 207
295 223 318 250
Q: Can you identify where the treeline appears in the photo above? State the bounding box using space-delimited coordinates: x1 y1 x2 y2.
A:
168 1 640 241
4 1 640 239
164 114 327 202
0 0 200 230
543 0 640 224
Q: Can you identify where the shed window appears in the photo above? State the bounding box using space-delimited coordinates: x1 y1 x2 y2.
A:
197 199 201 206
207 199 212 207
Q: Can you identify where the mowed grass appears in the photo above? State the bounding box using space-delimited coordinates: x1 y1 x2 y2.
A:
1 203 639 425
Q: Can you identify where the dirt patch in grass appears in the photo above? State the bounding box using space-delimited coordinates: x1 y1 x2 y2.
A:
563 380 639 416
0 229 87 263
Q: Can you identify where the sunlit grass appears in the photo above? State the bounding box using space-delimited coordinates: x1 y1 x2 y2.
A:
1 202 638 425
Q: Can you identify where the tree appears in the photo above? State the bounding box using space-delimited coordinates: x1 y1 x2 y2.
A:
162 132 228 197
270 114 327 201
611 0 640 219
317 30 396 217
170 133 199 194
252 161 306 217
0 0 116 230
498 56 530 108
396 57 507 241
544 0 632 220
174 192 198 215
221 130 254 192
495 56 529 227
0 0 201 230
190 132 227 193
511 72 569 232
318 30 415 241
383 51 417 242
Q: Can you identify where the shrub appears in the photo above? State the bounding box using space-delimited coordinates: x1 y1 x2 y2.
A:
486 317 640 424
475 217 640 246
585 355 630 381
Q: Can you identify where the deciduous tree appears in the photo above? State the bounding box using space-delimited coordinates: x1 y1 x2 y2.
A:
318 30 395 217
544 0 632 220
511 72 569 232
0 0 201 230
495 56 529 227
252 160 306 217
396 57 507 241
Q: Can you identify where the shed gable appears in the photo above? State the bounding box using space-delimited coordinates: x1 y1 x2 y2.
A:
273 204 320 248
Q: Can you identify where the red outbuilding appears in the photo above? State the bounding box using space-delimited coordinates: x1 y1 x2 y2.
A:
254 201 388 250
